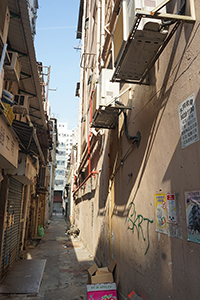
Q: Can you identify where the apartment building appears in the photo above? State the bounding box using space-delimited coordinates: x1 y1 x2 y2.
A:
74 1 199 299
54 123 76 213
0 0 53 280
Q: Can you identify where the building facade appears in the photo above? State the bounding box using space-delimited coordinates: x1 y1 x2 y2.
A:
74 1 199 299
0 0 54 281
54 123 76 213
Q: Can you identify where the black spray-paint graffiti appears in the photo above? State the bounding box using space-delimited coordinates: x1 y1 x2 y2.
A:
127 202 153 255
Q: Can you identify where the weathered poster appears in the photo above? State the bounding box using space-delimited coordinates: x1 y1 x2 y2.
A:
178 93 199 149
166 193 177 224
155 194 167 234
185 190 200 244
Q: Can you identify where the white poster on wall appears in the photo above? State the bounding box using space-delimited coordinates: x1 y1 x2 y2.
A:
178 93 199 149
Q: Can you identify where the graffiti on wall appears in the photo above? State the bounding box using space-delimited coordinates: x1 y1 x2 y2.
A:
127 202 153 255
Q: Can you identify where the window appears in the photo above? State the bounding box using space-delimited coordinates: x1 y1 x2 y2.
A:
56 170 64 176
57 160 65 165
55 180 64 186
58 151 66 156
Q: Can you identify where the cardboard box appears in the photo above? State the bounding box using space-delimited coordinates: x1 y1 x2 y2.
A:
87 282 117 300
87 260 116 284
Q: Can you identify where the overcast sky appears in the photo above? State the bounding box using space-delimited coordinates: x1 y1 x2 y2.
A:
35 0 81 129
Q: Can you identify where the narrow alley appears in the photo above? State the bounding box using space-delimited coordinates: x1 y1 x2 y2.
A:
0 215 94 300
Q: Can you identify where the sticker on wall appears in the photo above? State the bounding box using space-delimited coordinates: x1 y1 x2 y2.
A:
185 190 200 244
166 193 177 224
178 93 199 149
155 194 167 234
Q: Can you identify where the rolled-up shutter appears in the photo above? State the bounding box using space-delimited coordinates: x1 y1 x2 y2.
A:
1 177 23 278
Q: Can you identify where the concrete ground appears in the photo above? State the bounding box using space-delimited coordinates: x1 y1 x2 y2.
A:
0 214 94 300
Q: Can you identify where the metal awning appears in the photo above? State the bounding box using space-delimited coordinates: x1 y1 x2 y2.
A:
111 1 195 84
12 119 45 164
112 22 168 83
92 105 122 129
6 0 49 160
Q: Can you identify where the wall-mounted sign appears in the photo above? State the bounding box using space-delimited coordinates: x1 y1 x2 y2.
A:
155 194 167 234
0 115 18 169
185 190 200 244
178 93 199 149
166 193 177 223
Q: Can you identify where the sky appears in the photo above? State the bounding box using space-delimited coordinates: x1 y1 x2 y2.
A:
34 0 81 129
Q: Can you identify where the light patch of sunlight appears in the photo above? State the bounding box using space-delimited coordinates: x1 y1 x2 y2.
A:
27 253 32 259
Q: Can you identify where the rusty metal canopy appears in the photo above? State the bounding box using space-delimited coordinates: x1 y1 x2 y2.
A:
12 119 45 163
92 105 122 129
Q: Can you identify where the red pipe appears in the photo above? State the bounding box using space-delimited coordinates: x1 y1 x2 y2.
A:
72 174 77 192
88 90 94 174
73 90 97 197
73 171 98 196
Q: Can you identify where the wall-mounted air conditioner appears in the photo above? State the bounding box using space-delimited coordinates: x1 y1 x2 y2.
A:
0 3 10 44
92 69 119 116
113 0 168 82
4 51 21 82
12 94 29 115
92 69 120 129
39 166 49 189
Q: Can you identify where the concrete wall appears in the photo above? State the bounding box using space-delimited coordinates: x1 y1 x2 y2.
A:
75 1 200 299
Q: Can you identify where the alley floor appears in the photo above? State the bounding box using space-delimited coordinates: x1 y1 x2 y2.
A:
0 215 94 300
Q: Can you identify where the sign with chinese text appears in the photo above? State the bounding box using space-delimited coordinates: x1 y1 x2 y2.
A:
178 93 199 149
185 190 200 244
0 115 18 168
155 194 167 234
166 193 177 223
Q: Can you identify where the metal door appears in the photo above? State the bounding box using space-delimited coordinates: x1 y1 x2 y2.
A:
1 177 23 278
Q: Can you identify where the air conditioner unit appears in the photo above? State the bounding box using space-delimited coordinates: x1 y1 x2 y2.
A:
12 94 29 115
113 0 168 82
92 69 120 129
93 69 119 116
0 3 10 44
4 51 21 82
39 166 49 189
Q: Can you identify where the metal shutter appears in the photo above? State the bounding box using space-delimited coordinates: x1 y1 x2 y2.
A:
1 177 23 279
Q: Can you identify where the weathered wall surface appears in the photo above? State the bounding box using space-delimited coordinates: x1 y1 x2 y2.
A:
75 1 200 299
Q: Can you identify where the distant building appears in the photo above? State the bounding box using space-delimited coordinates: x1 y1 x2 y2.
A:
53 122 77 214
47 118 58 220
27 0 39 37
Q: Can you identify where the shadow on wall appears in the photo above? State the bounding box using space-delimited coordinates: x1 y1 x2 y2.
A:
162 89 200 300
97 23 185 216
94 19 197 300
